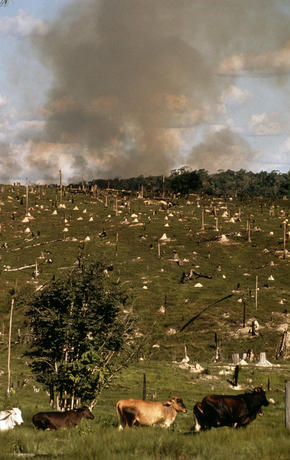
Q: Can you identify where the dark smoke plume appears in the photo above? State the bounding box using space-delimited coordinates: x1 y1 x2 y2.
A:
186 128 257 172
26 0 290 180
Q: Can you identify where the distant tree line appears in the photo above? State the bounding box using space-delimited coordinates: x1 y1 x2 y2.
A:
84 168 290 198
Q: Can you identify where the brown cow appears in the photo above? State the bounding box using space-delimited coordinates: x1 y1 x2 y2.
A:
193 387 269 431
32 406 94 430
116 396 187 430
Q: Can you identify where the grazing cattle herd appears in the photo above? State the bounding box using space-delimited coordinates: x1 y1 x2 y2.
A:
0 387 269 433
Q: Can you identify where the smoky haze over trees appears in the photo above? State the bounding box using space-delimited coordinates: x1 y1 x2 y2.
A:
18 0 290 183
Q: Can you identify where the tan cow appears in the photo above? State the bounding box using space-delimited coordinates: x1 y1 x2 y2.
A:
116 396 187 430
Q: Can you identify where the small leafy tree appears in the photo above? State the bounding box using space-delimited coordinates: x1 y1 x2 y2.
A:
25 261 137 410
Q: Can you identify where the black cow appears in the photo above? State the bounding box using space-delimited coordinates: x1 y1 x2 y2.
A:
32 406 94 430
193 387 269 431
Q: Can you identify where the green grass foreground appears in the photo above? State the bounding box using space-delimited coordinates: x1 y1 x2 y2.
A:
0 360 290 459
1 423 289 460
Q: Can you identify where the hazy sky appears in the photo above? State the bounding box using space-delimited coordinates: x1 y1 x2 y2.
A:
0 0 290 183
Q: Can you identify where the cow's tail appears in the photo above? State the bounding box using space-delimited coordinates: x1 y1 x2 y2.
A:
116 401 124 431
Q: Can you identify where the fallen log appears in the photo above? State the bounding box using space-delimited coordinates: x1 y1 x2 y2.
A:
4 264 36 272
179 293 233 332
179 269 212 284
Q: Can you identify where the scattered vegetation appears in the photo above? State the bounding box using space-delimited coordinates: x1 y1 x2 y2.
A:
24 261 137 410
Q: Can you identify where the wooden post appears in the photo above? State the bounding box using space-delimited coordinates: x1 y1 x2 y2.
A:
276 331 288 359
115 232 118 256
157 242 161 258
59 169 63 201
243 300 246 328
214 332 218 348
285 381 290 430
162 175 165 199
247 220 251 242
142 374 146 401
35 259 39 278
215 217 219 231
7 298 15 397
255 276 258 310
25 178 29 216
233 365 240 387
283 221 287 259
267 377 271 391
201 209 205 231
184 344 188 361
251 321 256 336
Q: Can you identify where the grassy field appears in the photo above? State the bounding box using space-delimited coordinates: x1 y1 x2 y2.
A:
0 360 289 459
0 184 289 458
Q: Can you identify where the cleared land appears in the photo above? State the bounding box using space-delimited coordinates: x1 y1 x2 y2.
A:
0 185 289 459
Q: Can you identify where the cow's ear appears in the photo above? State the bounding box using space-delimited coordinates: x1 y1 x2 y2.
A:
163 401 172 407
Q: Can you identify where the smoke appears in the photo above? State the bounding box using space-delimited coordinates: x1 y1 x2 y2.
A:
0 143 22 182
186 128 257 172
23 0 290 180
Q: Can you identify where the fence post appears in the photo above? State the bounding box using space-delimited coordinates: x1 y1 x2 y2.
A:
142 373 146 401
233 365 240 387
286 381 290 430
243 300 246 328
7 298 15 397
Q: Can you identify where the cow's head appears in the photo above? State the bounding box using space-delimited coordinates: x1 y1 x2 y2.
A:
11 408 23 425
78 406 94 419
163 397 187 413
253 387 269 407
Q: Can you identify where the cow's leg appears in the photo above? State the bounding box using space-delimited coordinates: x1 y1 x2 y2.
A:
237 416 251 428
118 414 126 430
46 420 58 430
160 420 172 428
193 414 202 432
120 409 135 429
34 416 52 431
125 408 137 428
116 404 126 430
194 403 207 432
